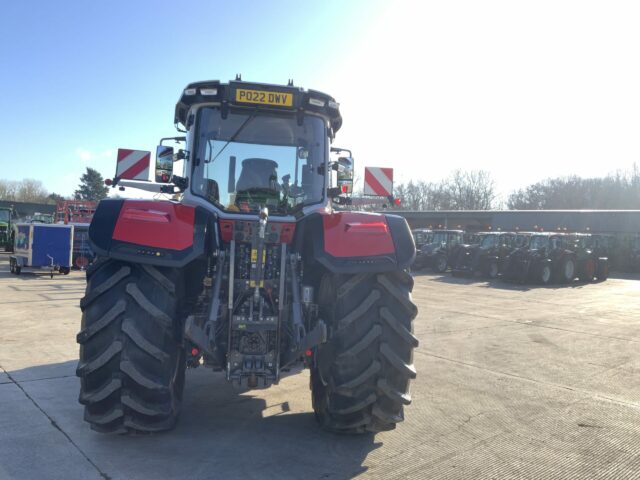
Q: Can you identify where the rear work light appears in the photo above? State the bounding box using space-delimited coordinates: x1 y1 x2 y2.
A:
184 88 197 95
308 98 326 107
200 88 217 96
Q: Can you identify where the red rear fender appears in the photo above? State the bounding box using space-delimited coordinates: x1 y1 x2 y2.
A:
300 211 415 274
88 199 209 268
113 201 195 251
323 212 395 257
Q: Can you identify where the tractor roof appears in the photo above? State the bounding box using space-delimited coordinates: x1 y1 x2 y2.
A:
476 231 517 236
531 232 565 237
175 79 342 133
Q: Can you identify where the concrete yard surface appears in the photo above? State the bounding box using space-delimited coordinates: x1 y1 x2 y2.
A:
0 252 639 479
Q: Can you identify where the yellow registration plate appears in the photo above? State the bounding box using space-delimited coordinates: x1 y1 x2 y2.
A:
236 88 293 107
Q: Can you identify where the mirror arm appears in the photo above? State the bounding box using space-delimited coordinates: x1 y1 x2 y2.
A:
160 136 186 146
172 175 188 192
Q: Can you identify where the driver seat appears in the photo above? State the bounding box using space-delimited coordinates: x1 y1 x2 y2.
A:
235 158 280 192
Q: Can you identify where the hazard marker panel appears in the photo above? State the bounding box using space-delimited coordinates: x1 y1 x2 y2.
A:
364 167 393 197
115 149 151 181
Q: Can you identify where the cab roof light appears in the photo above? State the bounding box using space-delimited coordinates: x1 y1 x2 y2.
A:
200 88 218 96
309 97 326 107
328 100 339 109
184 88 197 96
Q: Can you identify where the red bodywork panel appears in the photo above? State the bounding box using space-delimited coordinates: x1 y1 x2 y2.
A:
112 200 195 251
322 212 395 257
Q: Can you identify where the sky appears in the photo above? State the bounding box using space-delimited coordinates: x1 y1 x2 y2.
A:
1 0 639 203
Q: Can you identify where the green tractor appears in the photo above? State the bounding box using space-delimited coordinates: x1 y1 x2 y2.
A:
0 207 14 252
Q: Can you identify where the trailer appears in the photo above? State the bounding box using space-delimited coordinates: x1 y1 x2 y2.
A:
9 223 73 278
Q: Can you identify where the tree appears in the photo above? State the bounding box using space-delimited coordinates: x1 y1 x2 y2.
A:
0 179 50 203
394 169 497 211
0 180 18 201
74 167 109 201
443 169 496 210
47 192 66 204
507 165 640 210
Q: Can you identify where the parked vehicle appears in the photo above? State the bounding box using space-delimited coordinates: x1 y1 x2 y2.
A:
632 236 640 271
567 233 609 282
0 207 14 251
463 232 481 245
30 212 55 224
504 233 607 285
9 223 73 277
503 233 570 284
411 228 433 251
55 200 97 269
451 232 518 278
412 229 464 272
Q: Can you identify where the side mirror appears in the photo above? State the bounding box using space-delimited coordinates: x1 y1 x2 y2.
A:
155 145 174 183
336 156 354 195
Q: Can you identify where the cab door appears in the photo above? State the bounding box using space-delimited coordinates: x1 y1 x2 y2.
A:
446 232 462 260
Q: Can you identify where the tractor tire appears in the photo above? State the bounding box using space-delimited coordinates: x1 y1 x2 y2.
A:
596 259 609 282
76 258 186 434
538 263 552 285
485 261 499 279
558 257 576 284
433 255 448 273
312 271 418 434
579 259 596 282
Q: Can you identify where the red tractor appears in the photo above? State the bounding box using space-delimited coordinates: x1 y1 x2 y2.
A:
76 79 418 434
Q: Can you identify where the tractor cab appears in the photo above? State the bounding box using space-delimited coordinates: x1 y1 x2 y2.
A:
154 79 351 217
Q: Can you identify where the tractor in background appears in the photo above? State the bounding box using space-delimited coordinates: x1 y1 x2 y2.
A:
567 233 609 282
451 231 519 278
0 207 14 251
503 232 607 285
412 229 463 273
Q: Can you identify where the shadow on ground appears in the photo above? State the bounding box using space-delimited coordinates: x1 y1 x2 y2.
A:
4 360 380 480
413 270 602 291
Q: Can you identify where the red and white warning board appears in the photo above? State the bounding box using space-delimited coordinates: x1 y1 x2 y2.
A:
116 149 151 181
364 167 393 197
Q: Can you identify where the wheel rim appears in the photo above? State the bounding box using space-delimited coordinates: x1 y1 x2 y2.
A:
542 266 551 283
564 260 575 280
437 257 446 271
